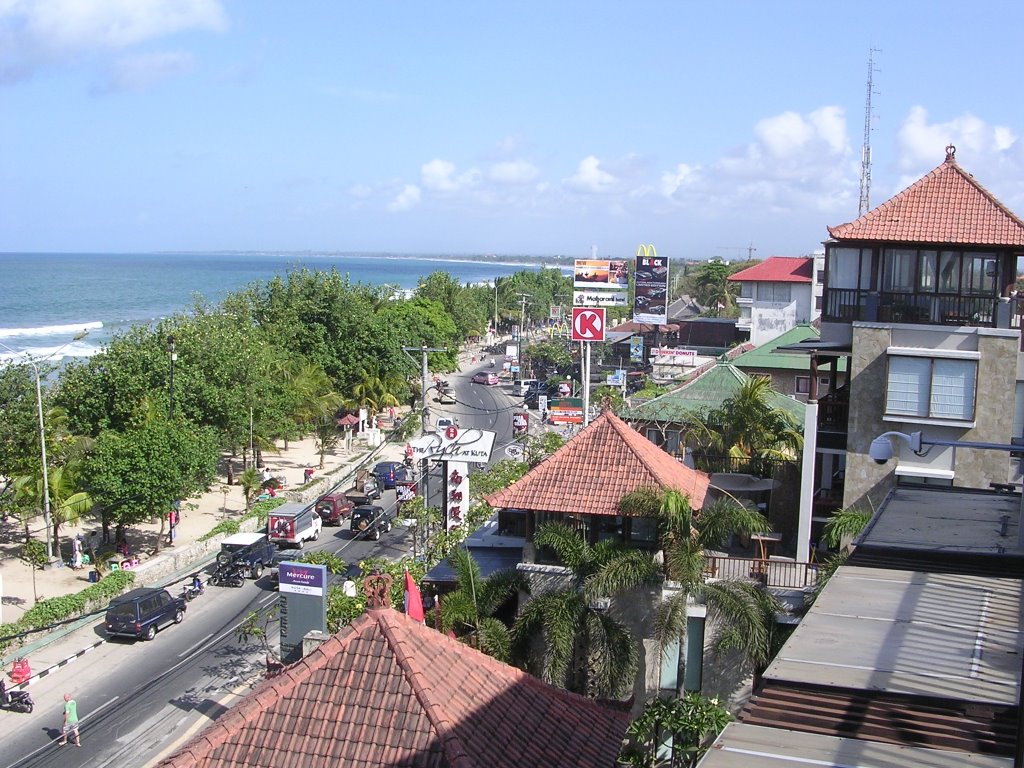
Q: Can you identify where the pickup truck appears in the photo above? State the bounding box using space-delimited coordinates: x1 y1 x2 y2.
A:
268 502 323 549
214 532 278 581
345 468 381 506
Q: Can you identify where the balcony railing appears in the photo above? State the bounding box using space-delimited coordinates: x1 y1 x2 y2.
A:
824 288 1004 327
705 555 818 588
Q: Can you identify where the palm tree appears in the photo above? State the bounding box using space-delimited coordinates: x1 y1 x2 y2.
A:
14 460 93 558
652 489 783 681
349 367 401 416
239 467 262 515
511 522 660 699
311 416 340 469
437 546 528 662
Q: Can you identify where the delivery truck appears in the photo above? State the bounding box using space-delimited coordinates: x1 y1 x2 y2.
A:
267 502 323 549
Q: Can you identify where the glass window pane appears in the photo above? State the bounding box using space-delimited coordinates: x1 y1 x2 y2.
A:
963 252 996 295
827 247 860 289
930 359 976 420
938 251 960 292
883 248 916 291
918 251 937 292
886 357 930 416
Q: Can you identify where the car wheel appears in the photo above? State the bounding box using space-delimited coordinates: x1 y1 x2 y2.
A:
372 528 381 541
251 563 264 579
296 539 304 550
313 528 320 541
143 624 157 641
174 610 184 624
385 520 392 532
25 702 33 714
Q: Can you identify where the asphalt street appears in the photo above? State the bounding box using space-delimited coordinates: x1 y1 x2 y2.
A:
1 358 520 768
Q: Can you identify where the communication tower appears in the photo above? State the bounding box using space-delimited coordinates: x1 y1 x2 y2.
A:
858 49 881 217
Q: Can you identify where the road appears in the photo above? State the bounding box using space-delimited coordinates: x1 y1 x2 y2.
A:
1 359 518 768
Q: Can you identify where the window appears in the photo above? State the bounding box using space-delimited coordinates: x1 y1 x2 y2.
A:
885 356 977 420
756 283 791 302
795 376 810 395
815 295 822 311
882 248 916 291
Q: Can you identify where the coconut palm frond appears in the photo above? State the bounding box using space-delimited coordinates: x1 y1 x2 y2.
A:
474 617 513 663
447 545 483 599
658 488 694 537
534 523 590 574
587 610 639 699
534 591 583 688
437 590 479 635
695 498 769 550
701 580 771 665
662 538 706 588
582 548 660 602
821 507 872 550
653 590 690 655
476 567 528 618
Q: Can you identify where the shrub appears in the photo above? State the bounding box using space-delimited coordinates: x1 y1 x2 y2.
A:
19 539 47 569
199 520 240 542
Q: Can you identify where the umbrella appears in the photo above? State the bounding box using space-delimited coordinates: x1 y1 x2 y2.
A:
336 414 359 427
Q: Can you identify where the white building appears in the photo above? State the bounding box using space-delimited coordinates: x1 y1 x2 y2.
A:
729 256 819 346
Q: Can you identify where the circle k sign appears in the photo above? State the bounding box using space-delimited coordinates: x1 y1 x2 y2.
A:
571 307 606 342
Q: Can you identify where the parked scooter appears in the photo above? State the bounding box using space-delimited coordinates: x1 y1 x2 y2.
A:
0 679 33 714
183 575 205 601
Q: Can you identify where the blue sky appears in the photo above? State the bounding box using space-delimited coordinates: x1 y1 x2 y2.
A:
3 1 1023 260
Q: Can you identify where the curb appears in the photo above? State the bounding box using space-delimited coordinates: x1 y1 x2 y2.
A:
10 638 105 690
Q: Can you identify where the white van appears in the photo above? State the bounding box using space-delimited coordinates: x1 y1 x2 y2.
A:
513 378 538 397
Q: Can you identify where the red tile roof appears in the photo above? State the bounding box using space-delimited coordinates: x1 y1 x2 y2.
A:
726 257 812 283
828 147 1024 246
159 609 630 768
485 411 710 514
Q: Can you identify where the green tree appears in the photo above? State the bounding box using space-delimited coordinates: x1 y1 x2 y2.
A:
85 419 219 552
13 461 93 557
239 467 262 515
511 522 660 699
437 546 527 662
691 260 738 316
619 693 732 768
311 417 340 469
700 377 802 468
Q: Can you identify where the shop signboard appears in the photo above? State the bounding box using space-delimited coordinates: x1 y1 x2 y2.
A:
573 290 628 307
654 347 697 365
512 411 529 437
409 428 496 463
633 245 669 325
629 336 644 362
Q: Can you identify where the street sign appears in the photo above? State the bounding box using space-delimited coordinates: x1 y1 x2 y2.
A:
573 290 628 307
606 370 626 386
630 336 644 362
505 444 525 460
538 395 548 413
512 411 529 437
571 307 606 342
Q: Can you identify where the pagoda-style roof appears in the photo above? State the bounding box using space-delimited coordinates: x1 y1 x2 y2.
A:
624 361 806 426
727 256 813 283
159 608 630 768
828 146 1024 246
485 411 710 514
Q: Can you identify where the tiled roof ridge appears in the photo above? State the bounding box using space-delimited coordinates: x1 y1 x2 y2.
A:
603 411 696 491
827 153 1024 243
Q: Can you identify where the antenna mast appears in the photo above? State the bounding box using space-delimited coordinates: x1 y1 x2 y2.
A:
858 49 880 217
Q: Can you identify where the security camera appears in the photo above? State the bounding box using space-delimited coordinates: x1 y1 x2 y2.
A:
869 436 894 464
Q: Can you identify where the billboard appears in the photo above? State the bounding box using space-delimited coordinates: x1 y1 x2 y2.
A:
547 397 584 424
512 411 529 437
573 290 628 307
278 561 327 663
629 336 644 362
574 259 629 290
654 347 697 365
633 245 669 325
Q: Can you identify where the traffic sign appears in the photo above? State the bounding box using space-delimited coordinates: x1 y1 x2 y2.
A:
571 307 606 342
505 444 525 460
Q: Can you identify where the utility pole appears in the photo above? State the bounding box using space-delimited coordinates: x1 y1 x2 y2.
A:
402 344 445 510
859 48 880 216
515 293 530 374
167 334 177 420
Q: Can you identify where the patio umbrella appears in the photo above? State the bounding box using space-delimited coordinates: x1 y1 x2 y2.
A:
336 414 359 427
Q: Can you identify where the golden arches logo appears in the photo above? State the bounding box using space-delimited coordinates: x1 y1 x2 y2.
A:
635 244 657 259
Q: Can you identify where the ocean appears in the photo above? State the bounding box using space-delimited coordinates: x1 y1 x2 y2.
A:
0 252 559 361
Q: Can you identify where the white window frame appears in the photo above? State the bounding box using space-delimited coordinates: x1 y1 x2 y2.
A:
884 348 979 424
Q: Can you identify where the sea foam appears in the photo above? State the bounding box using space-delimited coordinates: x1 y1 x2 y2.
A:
0 320 103 339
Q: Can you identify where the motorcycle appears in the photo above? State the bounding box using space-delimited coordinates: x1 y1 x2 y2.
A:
183 578 205 601
0 679 33 714
209 563 245 588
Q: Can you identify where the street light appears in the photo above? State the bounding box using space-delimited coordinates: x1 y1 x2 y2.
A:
167 334 177 419
0 330 89 563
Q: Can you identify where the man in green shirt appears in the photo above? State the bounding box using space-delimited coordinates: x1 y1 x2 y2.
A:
60 693 80 747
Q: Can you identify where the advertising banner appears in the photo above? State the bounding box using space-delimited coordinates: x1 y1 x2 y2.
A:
547 397 584 424
445 462 469 531
409 428 496 463
633 245 669 324
573 259 629 290
505 344 518 359
629 336 644 362
606 370 626 387
512 411 529 437
278 561 328 663
549 304 562 319
573 290 628 307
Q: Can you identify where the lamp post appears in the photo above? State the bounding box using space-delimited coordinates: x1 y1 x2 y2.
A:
168 334 177 419
0 331 89 563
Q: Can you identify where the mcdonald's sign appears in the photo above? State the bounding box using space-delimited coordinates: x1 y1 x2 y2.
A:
633 244 669 324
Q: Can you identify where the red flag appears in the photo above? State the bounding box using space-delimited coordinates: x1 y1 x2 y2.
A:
404 570 425 623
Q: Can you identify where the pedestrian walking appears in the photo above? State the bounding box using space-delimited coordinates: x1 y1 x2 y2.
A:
60 693 80 747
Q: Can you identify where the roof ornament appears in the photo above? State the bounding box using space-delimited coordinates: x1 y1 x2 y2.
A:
363 570 394 609
945 143 956 162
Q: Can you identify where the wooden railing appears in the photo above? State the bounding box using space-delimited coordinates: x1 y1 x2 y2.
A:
705 555 818 588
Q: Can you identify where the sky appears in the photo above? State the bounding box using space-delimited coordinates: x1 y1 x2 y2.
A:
3 1 1024 260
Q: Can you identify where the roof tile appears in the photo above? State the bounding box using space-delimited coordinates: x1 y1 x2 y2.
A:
828 148 1024 245
485 410 710 514
726 256 813 283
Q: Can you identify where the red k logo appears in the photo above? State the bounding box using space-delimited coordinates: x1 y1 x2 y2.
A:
571 307 606 342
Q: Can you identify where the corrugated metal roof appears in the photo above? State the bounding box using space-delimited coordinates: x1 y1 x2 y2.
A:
732 324 848 372
697 723 1014 768
762 566 1022 706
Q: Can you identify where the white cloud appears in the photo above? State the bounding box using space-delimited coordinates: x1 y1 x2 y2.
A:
489 160 539 185
0 0 226 83
564 155 617 194
92 50 194 94
420 159 480 192
388 184 421 212
660 163 698 197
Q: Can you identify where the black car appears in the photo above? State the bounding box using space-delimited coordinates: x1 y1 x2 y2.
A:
350 504 393 541
372 461 409 489
105 587 185 641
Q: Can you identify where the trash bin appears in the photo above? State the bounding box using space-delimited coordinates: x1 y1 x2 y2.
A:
88 570 100 583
